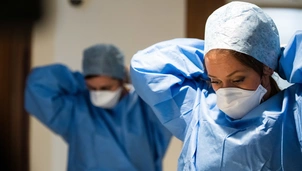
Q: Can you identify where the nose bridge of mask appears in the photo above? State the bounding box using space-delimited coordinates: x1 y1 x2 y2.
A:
94 89 114 96
91 90 115 101
216 87 255 96
216 88 255 103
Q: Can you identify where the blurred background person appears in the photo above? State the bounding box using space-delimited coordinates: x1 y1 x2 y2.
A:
25 43 172 171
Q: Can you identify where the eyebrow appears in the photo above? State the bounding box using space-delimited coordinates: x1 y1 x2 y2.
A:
208 69 245 78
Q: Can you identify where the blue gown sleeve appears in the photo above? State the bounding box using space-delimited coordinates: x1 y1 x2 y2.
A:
277 31 302 149
130 38 208 140
24 64 86 142
277 30 302 83
143 100 172 170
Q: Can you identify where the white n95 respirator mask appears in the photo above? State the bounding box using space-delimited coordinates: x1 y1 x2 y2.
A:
90 88 122 109
216 84 267 119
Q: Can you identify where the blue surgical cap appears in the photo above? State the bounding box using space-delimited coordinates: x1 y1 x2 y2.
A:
82 44 125 80
204 1 281 70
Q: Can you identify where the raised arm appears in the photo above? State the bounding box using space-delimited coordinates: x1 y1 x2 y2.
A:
130 38 208 140
278 30 302 83
24 64 86 141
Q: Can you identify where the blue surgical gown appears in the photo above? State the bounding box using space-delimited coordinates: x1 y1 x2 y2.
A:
25 64 172 171
130 32 302 170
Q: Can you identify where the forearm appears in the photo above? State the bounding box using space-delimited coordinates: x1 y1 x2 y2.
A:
130 38 207 139
24 64 85 137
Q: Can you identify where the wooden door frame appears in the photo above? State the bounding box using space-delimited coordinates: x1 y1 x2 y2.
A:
186 0 225 39
0 21 32 171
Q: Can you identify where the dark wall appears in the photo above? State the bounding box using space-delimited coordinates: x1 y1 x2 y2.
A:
0 0 42 21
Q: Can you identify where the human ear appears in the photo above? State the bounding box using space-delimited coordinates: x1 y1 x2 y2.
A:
261 65 273 88
263 65 274 76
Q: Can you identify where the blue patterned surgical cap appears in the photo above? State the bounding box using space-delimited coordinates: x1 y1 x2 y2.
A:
204 1 281 70
82 44 125 80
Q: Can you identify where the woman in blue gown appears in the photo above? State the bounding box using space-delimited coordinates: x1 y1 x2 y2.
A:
130 1 302 170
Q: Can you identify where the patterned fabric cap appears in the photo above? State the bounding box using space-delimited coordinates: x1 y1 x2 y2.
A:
204 1 281 70
82 44 125 80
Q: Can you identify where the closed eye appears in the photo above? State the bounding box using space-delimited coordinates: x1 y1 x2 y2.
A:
232 78 245 83
100 87 111 90
210 80 221 84
207 77 221 84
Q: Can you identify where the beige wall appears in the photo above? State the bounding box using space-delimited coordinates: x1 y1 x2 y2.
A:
30 0 56 171
30 0 184 171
